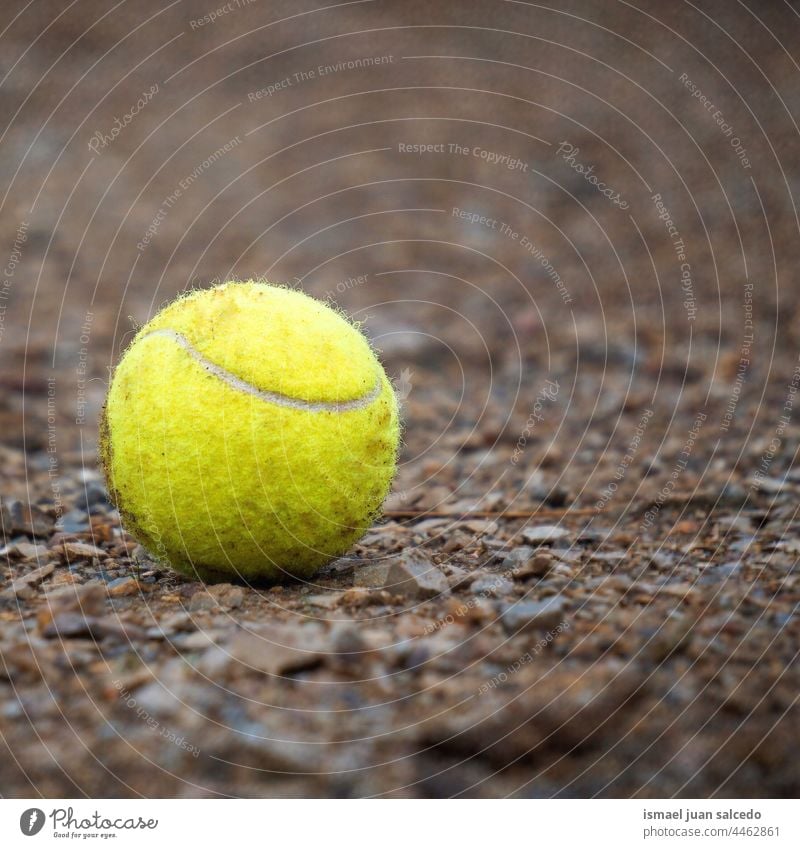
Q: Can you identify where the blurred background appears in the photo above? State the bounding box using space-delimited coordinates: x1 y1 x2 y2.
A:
1 0 799 798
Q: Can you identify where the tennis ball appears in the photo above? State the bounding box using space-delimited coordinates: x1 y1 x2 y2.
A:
100 281 400 583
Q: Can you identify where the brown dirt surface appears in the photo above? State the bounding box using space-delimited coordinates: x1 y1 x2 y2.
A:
1 0 799 798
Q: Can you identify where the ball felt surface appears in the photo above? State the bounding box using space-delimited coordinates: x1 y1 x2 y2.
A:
101 281 400 582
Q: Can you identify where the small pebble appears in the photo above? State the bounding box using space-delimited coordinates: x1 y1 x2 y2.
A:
107 577 140 597
188 590 216 611
62 541 107 560
1 563 56 599
0 500 55 538
385 550 450 600
499 597 567 633
470 573 514 598
520 525 570 545
57 509 91 533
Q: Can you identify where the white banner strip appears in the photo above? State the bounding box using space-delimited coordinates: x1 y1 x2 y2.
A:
2 799 798 847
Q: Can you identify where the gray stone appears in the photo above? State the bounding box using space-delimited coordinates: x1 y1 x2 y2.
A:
353 562 392 589
444 565 472 589
9 542 50 561
58 510 90 533
41 612 96 638
520 525 570 545
61 541 107 559
188 590 217 611
207 583 245 609
228 624 324 675
500 597 567 633
501 547 552 578
385 550 450 599
1 563 55 599
305 592 342 610
0 499 55 539
470 573 514 597
499 546 535 570
42 583 106 616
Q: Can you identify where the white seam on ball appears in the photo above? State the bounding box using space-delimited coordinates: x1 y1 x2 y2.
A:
140 328 383 412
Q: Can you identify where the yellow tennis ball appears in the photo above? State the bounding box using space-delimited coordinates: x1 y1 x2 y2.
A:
101 281 400 583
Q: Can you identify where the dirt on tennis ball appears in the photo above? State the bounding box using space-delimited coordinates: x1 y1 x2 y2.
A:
100 281 400 583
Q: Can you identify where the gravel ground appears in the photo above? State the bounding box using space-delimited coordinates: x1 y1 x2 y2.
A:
1 0 799 798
